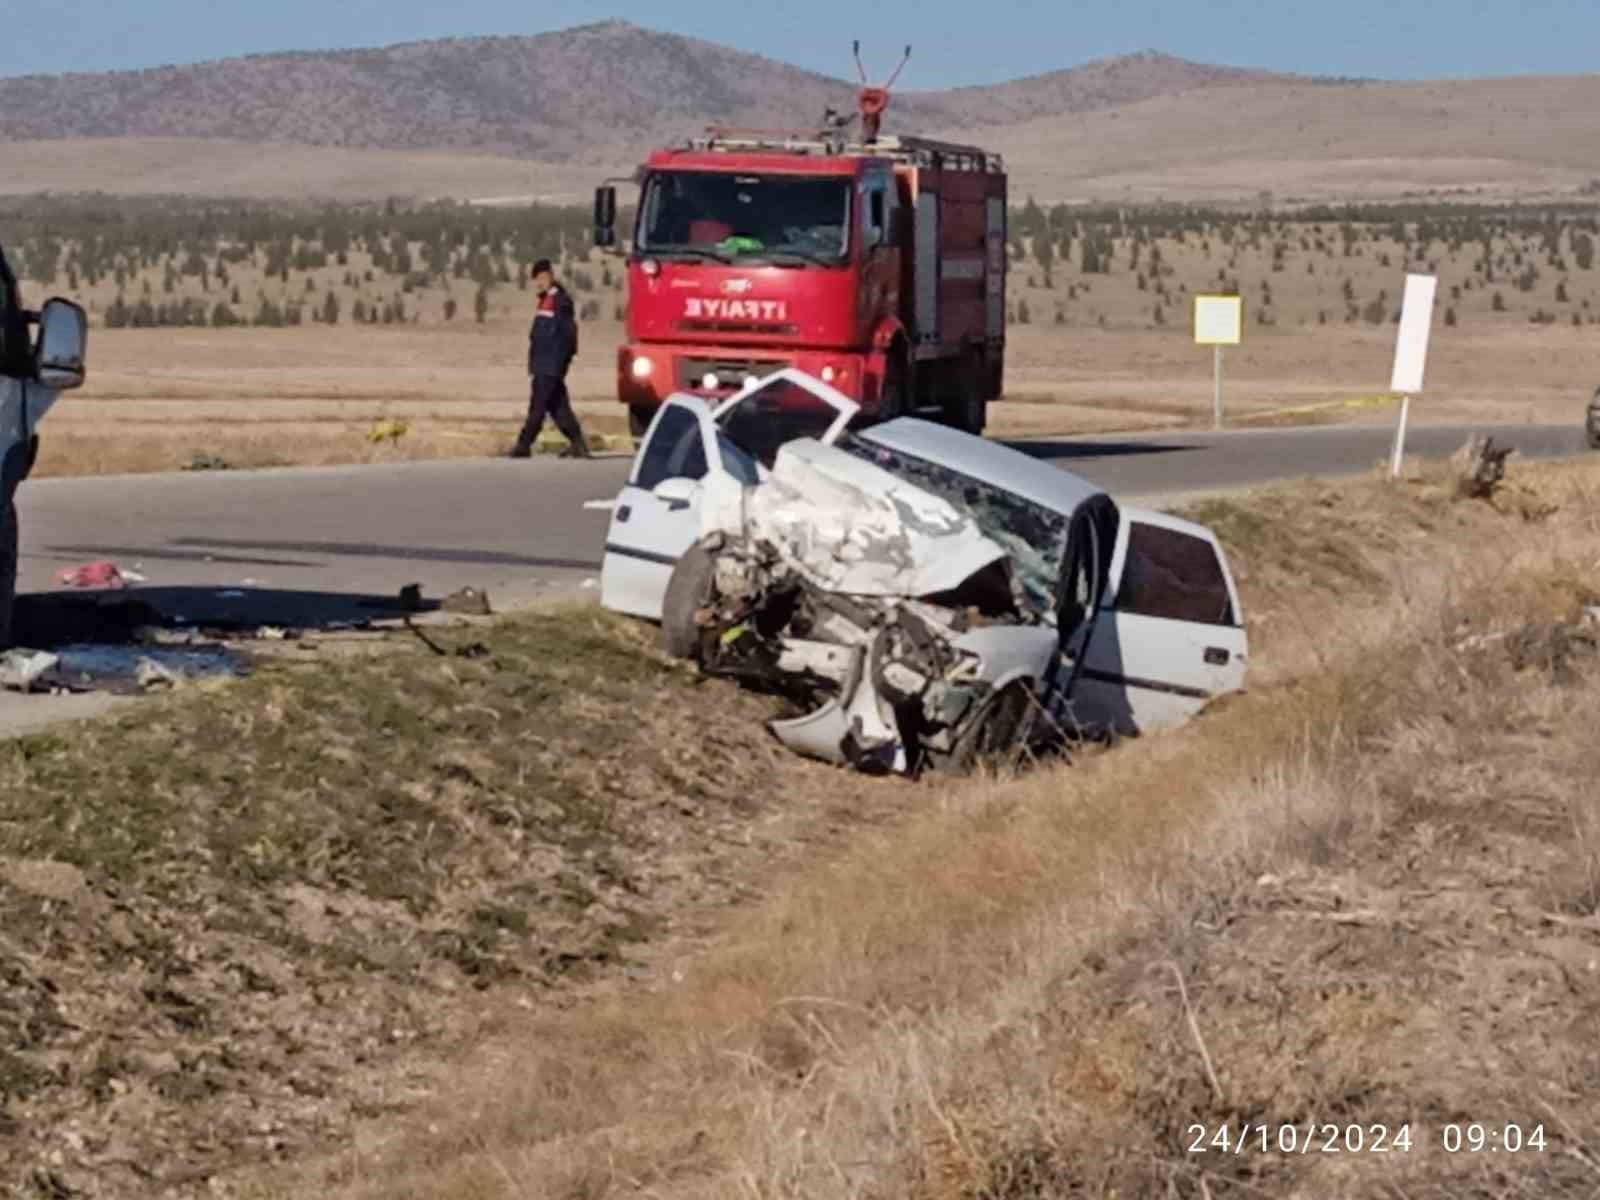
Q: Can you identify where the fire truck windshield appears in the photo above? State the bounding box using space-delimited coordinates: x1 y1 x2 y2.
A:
637 171 851 265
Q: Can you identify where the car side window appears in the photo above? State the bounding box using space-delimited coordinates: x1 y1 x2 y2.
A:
635 405 708 491
1117 523 1235 626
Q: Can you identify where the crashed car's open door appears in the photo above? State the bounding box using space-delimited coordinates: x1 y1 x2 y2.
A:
599 396 755 619
709 368 859 468
1068 507 1247 736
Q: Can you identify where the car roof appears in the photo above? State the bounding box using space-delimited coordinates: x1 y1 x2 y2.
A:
852 418 1107 516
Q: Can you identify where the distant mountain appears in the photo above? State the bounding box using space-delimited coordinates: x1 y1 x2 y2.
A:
6 22 1594 206
0 21 1312 161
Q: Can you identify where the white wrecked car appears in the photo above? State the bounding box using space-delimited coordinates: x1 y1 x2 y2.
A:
596 369 1246 773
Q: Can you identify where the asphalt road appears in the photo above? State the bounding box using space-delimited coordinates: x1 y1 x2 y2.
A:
12 421 1589 631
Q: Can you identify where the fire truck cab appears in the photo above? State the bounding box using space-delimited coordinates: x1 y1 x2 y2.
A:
594 68 1007 439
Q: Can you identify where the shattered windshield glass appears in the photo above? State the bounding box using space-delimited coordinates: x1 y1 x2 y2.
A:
638 171 852 264
838 437 1070 617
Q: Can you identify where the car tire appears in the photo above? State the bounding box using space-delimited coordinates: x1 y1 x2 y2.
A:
0 499 16 650
659 539 718 662
924 680 1034 775
628 405 654 441
1588 386 1600 450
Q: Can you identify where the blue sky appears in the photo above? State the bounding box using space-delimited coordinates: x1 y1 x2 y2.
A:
2 0 1594 84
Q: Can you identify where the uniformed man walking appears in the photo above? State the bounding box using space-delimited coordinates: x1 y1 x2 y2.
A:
509 259 591 459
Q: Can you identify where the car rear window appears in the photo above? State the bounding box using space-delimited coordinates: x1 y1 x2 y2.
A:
1117 523 1235 626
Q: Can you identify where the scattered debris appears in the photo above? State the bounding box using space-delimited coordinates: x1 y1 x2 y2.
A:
56 561 127 590
134 656 183 690
0 649 60 692
182 453 232 471
256 625 290 641
441 586 492 616
581 578 598 589
398 583 425 612
367 418 410 445
48 644 247 693
1505 619 1599 685
1450 433 1515 499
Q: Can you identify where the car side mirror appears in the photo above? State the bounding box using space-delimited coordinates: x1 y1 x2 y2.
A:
653 476 697 509
34 298 87 391
594 185 617 249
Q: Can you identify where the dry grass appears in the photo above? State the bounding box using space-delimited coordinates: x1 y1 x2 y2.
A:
0 610 921 1195
230 456 1600 1200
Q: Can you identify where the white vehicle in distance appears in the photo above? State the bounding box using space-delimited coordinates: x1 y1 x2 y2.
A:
592 368 1247 774
1 241 89 646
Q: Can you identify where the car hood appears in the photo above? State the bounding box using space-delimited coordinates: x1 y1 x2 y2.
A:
742 438 1008 598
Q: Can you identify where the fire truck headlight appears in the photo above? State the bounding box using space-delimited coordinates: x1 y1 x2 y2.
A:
701 372 719 390
820 365 836 383
630 356 654 380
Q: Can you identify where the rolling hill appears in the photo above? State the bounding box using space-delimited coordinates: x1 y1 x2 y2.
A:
1 20 1595 203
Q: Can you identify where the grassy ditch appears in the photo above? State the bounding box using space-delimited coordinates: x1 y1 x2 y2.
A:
0 611 912 1197
244 454 1600 1200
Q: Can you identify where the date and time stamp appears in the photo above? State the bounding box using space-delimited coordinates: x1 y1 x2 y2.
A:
1186 1121 1550 1156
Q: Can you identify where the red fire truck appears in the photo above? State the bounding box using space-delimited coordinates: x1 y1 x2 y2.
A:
593 46 1007 438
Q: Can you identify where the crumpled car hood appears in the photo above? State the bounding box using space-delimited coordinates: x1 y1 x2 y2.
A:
739 439 1008 597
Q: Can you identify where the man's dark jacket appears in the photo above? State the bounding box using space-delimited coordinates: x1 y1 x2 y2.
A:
528 283 578 378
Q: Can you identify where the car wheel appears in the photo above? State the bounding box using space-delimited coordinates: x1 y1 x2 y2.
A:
628 405 653 440
0 499 16 649
925 680 1034 775
659 539 718 662
1588 386 1600 450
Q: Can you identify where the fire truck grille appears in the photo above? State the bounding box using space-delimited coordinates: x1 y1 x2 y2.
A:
677 357 791 390
675 320 798 337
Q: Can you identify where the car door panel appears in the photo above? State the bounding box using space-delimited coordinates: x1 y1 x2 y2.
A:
600 398 720 619
1068 507 1247 736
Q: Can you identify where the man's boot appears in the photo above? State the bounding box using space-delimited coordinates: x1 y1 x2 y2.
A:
559 429 593 459
507 443 532 459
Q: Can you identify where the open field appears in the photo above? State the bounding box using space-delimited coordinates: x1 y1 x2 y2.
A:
4 454 1598 1197
26 316 1596 479
6 194 1596 478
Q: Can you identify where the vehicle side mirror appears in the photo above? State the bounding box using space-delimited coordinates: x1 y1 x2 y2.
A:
653 476 697 509
34 298 87 391
594 185 617 249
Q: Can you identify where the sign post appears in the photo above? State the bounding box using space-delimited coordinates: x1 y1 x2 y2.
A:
1194 295 1243 430
1388 274 1438 478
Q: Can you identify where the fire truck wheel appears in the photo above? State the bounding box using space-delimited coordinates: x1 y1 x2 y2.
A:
944 355 987 435
878 355 908 421
628 406 652 440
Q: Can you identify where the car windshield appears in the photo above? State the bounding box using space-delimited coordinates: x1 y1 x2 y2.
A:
838 436 1071 617
638 171 852 264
